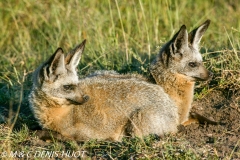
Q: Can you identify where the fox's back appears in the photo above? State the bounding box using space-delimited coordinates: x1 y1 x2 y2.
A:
78 76 175 112
68 77 178 140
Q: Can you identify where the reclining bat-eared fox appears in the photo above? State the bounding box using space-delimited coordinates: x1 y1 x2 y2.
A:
29 20 213 141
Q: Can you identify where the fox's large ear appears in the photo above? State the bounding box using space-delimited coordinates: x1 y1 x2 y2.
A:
168 25 188 59
65 39 86 72
42 48 66 81
49 48 66 75
172 25 188 52
188 20 210 49
34 48 66 87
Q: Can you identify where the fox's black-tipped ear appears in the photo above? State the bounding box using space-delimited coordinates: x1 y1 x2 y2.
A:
65 39 86 71
36 48 66 86
158 25 188 67
45 48 64 68
188 20 210 48
48 48 66 76
172 25 188 51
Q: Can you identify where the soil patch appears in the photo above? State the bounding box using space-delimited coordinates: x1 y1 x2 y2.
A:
177 89 240 159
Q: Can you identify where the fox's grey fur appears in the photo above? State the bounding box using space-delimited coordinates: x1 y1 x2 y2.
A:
88 70 148 81
90 20 213 126
29 20 212 141
29 40 178 141
150 20 212 125
29 40 89 128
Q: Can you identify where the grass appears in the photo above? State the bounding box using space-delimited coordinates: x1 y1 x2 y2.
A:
0 0 239 159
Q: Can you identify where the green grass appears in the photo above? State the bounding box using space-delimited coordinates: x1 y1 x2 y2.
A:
0 0 239 159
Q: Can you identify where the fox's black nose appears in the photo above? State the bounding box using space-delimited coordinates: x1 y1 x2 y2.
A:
83 95 90 102
207 71 213 80
209 71 213 77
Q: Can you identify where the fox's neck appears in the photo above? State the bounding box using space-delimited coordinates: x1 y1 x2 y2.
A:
30 89 72 131
33 90 62 108
154 73 195 124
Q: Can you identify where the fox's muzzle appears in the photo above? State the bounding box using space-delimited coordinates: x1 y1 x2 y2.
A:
67 95 90 105
197 70 213 81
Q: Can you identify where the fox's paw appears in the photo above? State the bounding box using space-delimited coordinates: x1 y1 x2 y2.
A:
177 125 186 132
35 129 65 142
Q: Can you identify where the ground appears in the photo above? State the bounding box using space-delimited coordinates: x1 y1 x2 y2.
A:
178 89 240 159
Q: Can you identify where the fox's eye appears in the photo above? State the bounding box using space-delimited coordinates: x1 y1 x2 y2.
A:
63 84 75 91
188 62 197 68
